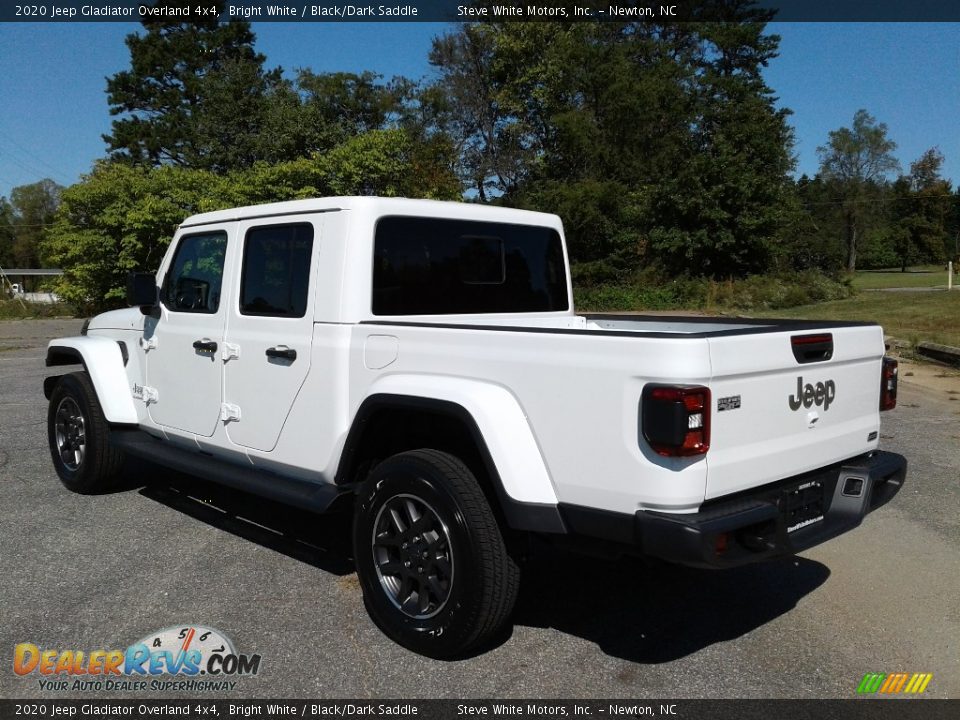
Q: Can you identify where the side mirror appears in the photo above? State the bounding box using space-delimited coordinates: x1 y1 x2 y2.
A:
127 272 157 314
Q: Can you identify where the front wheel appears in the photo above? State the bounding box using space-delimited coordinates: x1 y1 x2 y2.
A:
353 449 519 658
47 372 124 493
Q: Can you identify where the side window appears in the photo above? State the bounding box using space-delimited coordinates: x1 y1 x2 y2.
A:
240 223 314 318
163 231 227 313
373 217 569 315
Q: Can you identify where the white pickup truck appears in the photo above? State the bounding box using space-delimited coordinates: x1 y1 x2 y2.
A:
44 197 906 657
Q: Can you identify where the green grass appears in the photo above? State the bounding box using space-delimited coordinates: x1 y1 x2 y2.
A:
0 299 76 320
752 289 960 348
852 265 953 290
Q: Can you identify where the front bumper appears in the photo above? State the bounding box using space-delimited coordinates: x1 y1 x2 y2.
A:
559 450 907 568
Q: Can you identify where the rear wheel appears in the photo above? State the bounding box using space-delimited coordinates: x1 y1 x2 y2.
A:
47 372 124 493
353 449 519 658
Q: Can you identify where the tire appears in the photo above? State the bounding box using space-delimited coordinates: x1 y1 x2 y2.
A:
47 372 124 494
353 449 520 658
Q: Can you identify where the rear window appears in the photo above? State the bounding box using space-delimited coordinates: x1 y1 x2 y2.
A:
373 216 568 316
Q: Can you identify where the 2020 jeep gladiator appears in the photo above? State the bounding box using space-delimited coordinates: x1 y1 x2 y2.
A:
45 197 906 657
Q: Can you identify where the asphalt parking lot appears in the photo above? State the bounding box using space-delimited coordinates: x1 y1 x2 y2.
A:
1 318 958 700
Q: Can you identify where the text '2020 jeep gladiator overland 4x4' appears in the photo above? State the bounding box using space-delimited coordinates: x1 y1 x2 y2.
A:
45 197 906 657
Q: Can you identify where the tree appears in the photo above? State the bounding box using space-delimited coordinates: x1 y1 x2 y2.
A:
2 179 62 269
817 109 900 271
103 11 434 175
889 148 952 270
296 71 411 151
428 24 529 201
252 70 425 166
783 175 848 272
429 6 795 278
792 173 896 272
42 163 227 310
0 197 14 269
225 129 459 205
43 132 459 311
103 1 282 172
648 12 795 276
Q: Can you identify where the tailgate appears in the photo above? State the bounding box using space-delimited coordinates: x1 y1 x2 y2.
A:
705 325 884 500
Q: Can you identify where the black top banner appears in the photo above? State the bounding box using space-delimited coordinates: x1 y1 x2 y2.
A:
2 0 960 23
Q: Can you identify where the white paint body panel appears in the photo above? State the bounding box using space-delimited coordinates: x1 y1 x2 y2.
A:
222 214 322 451
705 326 883 499
62 197 886 518
45 336 139 425
347 325 714 511
140 222 236 437
358 373 559 505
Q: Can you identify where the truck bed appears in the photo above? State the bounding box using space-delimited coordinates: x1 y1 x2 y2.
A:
351 313 884 512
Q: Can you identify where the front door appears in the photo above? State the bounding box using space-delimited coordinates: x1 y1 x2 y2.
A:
222 219 317 452
146 227 232 437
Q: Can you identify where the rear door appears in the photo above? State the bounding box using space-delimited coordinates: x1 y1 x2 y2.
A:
705 325 885 500
221 218 317 452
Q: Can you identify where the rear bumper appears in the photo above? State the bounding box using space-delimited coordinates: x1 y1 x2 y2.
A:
559 450 907 568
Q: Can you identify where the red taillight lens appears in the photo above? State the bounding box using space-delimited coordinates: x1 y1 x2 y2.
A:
880 357 898 411
642 385 711 457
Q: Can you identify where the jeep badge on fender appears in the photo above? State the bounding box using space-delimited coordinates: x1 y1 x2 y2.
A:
789 376 836 411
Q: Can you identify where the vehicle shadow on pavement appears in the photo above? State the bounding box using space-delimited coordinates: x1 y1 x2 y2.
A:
124 459 829 663
512 545 830 663
129 459 355 577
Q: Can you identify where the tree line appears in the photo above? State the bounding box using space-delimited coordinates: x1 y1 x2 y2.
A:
1 2 957 310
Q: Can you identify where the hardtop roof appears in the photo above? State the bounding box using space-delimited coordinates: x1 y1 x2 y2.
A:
179 196 562 230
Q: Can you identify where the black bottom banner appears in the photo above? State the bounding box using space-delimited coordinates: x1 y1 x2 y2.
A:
1 700 958 720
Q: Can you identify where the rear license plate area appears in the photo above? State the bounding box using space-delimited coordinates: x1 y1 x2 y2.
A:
783 480 826 533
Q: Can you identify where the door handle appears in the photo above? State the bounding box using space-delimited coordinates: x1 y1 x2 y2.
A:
265 345 297 361
193 338 218 353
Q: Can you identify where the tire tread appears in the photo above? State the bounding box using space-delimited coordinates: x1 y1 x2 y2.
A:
407 449 520 650
354 448 520 657
48 372 124 493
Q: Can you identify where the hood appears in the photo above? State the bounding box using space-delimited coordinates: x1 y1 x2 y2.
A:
87 307 145 332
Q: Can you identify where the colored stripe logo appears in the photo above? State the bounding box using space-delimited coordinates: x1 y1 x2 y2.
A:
857 672 933 694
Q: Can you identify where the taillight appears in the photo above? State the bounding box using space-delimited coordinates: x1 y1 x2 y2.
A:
641 385 711 457
880 357 898 411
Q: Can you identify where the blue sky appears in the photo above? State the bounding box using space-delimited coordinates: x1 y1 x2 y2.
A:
0 21 957 202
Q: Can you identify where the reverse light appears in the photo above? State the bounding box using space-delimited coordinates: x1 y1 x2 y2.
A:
880 357 898 411
641 385 711 457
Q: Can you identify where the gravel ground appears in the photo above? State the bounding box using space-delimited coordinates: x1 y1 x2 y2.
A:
1 319 957 700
